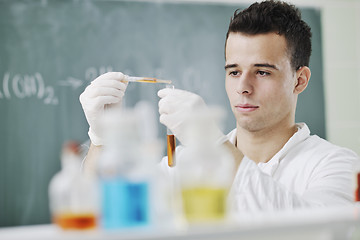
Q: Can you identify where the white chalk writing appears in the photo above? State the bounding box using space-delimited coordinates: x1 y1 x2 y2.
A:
85 66 113 82
0 72 59 105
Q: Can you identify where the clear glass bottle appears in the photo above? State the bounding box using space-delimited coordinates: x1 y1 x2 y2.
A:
98 103 160 229
176 107 234 224
135 101 180 230
98 101 181 230
48 141 99 230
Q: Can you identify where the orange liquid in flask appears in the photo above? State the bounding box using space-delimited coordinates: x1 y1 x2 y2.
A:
53 213 97 230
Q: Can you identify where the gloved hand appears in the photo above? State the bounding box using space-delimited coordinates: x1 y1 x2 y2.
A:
158 88 227 146
79 72 128 146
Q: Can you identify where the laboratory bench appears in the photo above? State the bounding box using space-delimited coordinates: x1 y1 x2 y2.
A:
1 205 359 240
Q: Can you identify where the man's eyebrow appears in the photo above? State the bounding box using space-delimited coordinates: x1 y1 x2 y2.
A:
254 63 278 70
224 63 238 69
225 63 279 70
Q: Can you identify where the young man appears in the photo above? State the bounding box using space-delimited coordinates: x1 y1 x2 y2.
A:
80 1 360 212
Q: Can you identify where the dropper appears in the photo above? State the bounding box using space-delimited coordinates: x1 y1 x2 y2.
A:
125 75 172 84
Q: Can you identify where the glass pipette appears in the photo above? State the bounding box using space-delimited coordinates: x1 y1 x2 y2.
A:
125 75 172 84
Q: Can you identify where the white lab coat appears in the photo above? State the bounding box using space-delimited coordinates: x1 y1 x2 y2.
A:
161 123 360 213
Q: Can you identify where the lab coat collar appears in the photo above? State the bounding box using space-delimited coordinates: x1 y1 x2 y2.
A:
227 123 311 176
258 123 310 176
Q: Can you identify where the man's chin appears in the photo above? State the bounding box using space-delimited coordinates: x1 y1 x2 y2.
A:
237 121 264 133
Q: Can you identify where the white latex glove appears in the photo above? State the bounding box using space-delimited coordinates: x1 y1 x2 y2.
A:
79 72 128 146
158 88 227 146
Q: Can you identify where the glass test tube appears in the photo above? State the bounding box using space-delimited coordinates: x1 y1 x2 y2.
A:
166 84 176 167
356 172 360 202
167 128 176 167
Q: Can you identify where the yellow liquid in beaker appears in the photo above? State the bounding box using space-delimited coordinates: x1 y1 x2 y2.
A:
181 187 227 222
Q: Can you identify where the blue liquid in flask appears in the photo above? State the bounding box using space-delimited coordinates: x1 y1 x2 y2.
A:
101 178 149 229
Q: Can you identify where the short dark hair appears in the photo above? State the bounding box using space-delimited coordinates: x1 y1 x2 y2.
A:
226 0 312 71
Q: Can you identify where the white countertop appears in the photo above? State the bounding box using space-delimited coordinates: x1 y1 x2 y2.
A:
1 205 360 240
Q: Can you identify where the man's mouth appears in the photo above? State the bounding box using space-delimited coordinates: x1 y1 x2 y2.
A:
235 104 259 112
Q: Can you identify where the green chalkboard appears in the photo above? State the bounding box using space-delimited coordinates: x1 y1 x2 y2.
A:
0 0 324 226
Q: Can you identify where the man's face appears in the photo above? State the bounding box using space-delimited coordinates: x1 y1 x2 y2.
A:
225 32 298 133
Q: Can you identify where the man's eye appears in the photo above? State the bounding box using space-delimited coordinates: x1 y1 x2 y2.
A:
257 71 270 76
229 71 240 76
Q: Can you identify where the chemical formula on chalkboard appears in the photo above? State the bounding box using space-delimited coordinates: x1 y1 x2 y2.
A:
0 72 58 105
0 67 118 107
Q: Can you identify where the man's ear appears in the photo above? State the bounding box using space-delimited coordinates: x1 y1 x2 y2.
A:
294 66 311 94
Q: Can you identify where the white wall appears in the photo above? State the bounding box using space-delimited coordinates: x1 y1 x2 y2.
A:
289 0 360 155
321 1 360 155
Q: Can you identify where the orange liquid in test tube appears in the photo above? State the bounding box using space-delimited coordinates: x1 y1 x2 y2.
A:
167 134 176 167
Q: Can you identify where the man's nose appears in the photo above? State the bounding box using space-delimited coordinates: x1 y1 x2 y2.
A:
236 72 253 95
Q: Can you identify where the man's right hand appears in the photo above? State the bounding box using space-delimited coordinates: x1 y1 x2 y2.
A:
79 72 128 146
